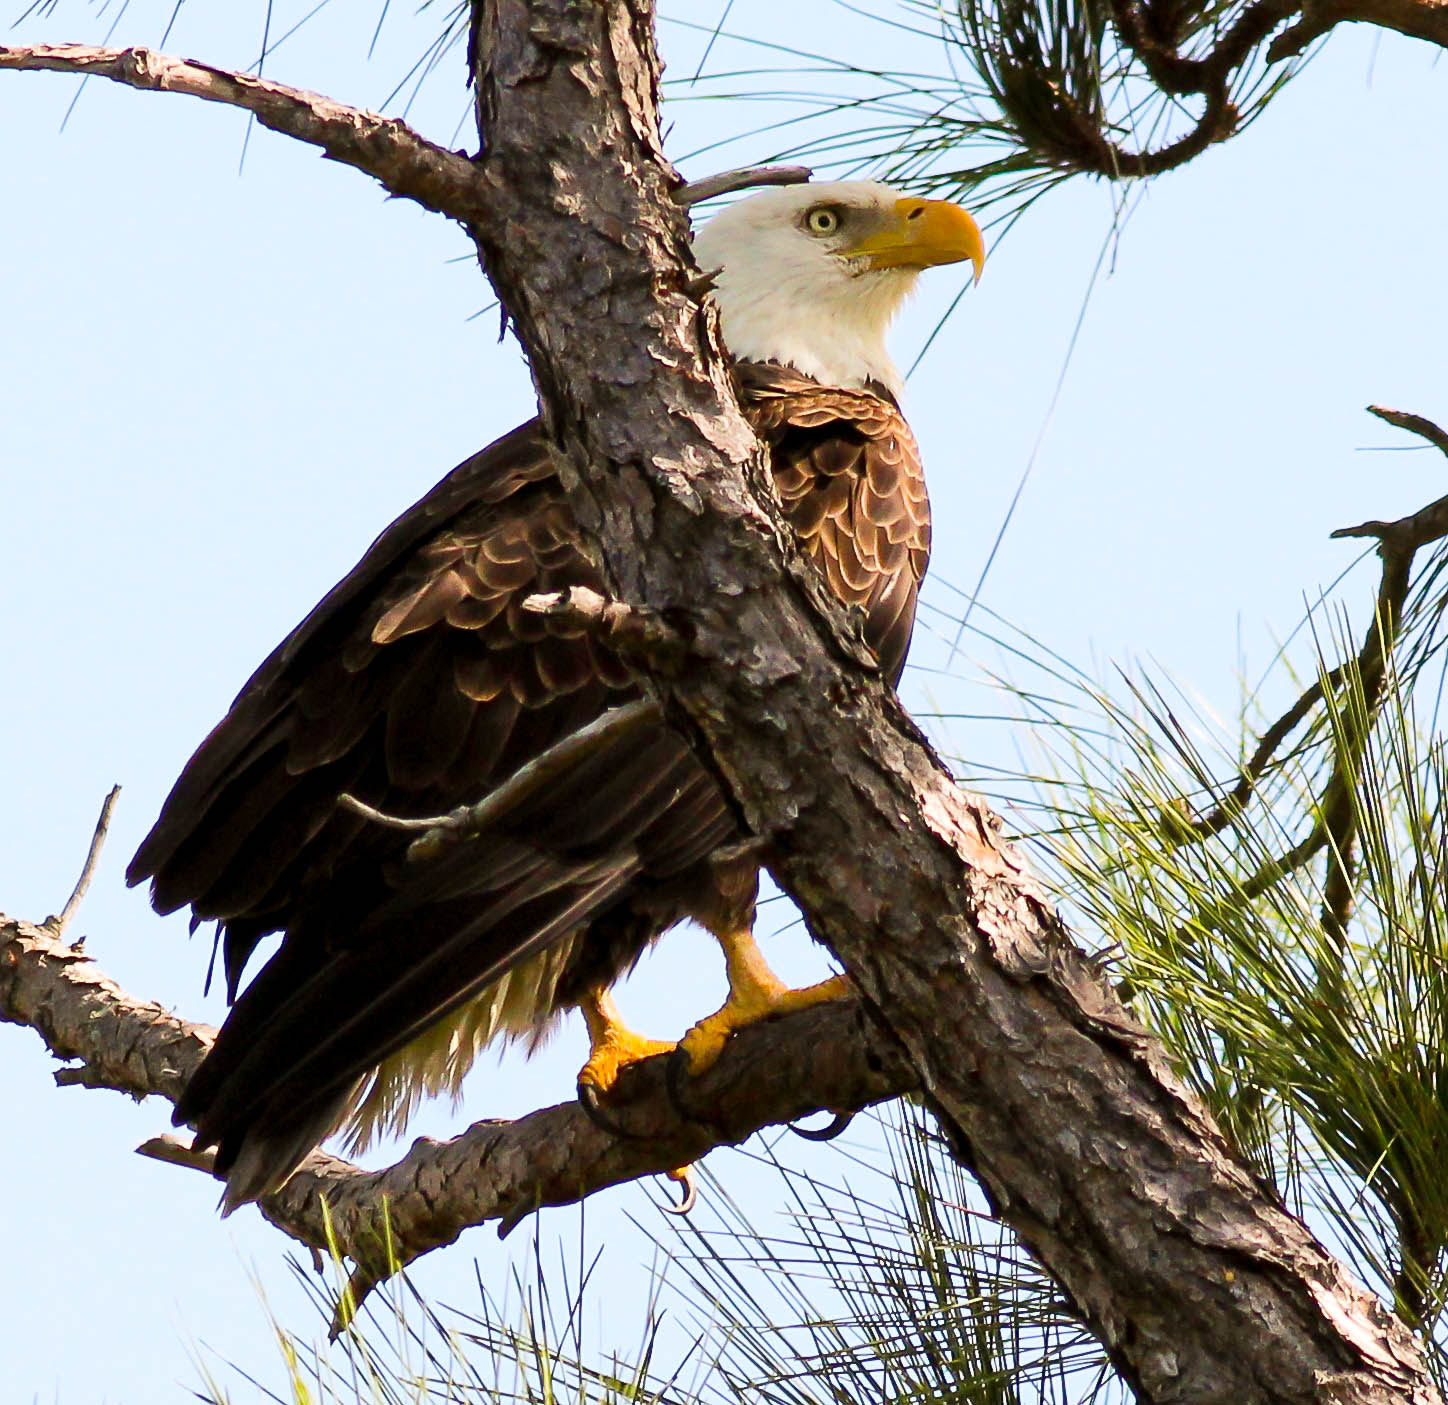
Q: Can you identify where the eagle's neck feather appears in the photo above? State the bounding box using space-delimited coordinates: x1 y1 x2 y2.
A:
707 255 916 399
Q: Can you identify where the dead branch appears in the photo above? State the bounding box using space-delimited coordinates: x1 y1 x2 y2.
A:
1 914 213 1103
51 785 120 934
675 164 813 205
1268 0 1448 59
1365 405 1448 460
341 700 664 863
0 44 808 239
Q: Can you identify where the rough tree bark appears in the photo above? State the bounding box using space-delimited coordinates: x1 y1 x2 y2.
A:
465 3 1437 1401
0 6 1439 1401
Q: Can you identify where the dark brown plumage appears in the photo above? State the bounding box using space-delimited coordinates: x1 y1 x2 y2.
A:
127 361 930 1207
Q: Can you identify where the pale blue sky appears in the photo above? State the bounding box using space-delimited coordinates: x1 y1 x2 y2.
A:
3 3 1447 1399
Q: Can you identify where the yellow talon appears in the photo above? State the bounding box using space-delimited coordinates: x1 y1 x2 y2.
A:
677 924 850 1076
577 988 675 1097
577 992 702 1216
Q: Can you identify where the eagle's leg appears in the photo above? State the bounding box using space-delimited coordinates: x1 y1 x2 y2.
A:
576 987 676 1102
576 988 695 1209
677 924 850 1075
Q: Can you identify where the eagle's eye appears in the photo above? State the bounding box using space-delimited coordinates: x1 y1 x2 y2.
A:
805 206 842 236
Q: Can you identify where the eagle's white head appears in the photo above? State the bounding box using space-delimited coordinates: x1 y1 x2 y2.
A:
691 180 985 399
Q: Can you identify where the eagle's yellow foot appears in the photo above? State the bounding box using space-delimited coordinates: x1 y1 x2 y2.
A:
577 991 701 1216
677 924 850 1077
576 988 676 1138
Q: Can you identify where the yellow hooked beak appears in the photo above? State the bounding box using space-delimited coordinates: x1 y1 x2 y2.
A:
845 198 986 282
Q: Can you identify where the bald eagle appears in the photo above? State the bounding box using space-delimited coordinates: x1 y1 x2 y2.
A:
128 181 985 1210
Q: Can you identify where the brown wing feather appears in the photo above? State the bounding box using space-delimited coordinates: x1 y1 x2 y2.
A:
740 362 931 683
130 363 932 1202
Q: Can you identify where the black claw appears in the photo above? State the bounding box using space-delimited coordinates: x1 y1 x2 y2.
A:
577 1080 637 1139
790 1110 856 1142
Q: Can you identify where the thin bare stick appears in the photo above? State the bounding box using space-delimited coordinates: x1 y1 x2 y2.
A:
335 795 458 833
137 1134 219 1175
1367 405 1448 459
406 699 660 862
675 164 812 206
51 786 120 935
339 701 663 861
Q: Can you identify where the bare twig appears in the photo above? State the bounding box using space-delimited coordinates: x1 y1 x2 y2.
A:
1334 412 1448 554
137 1133 219 1175
50 785 119 935
674 163 812 206
334 794 456 833
1366 405 1448 459
341 700 664 862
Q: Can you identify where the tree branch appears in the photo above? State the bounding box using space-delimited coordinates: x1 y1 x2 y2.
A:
0 45 808 232
1079 0 1295 177
1147 409 1448 1001
674 163 813 205
0 44 492 224
0 910 914 1324
1 914 212 1103
1267 0 1448 59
